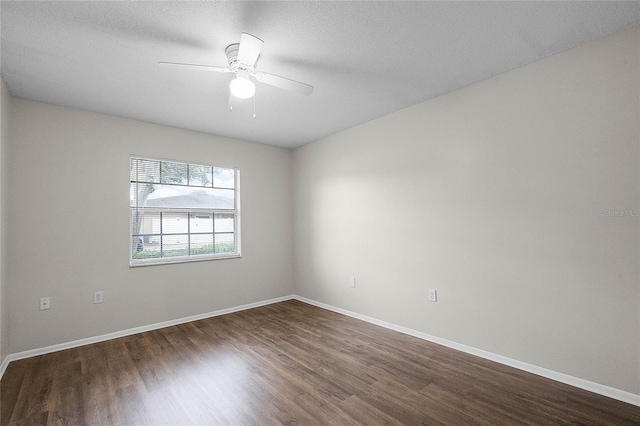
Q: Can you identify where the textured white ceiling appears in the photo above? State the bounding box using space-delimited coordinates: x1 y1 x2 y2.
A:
1 1 638 148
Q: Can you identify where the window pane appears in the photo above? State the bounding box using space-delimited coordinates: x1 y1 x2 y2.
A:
130 182 157 208
162 234 189 257
214 233 235 253
190 233 214 255
190 212 213 232
214 213 234 233
131 158 160 183
212 188 235 209
162 212 188 234
131 205 161 259
130 183 136 207
189 165 213 187
145 185 234 209
131 241 161 260
161 162 188 185
213 167 235 189
131 210 160 235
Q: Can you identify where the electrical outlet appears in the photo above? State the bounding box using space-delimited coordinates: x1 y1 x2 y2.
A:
349 276 356 288
428 288 438 302
40 297 50 310
94 291 103 304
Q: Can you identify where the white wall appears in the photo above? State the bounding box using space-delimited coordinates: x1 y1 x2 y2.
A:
7 99 294 353
0 77 10 364
293 27 640 394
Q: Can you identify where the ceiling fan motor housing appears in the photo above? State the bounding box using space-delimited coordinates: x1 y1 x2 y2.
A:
225 43 256 73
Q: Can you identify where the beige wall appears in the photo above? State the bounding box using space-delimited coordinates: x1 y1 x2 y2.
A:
7 99 294 353
293 27 640 394
0 77 10 364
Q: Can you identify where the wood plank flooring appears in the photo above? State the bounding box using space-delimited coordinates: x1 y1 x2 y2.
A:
2 299 639 425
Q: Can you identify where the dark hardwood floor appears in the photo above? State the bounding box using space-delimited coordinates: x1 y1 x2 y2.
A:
2 299 639 425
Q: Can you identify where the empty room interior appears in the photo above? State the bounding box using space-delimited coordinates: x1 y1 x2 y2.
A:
0 1 639 425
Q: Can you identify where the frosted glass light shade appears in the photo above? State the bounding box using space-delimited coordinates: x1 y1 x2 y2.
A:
229 75 255 99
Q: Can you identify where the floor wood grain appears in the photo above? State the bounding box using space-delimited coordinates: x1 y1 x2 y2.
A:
2 299 639 425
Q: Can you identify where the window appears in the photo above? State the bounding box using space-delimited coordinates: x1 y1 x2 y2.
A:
130 156 240 266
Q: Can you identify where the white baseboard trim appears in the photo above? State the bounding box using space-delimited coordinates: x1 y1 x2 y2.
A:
0 294 295 379
2 294 638 408
294 295 640 407
0 354 9 379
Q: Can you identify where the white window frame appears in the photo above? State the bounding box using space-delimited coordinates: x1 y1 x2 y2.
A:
129 156 241 267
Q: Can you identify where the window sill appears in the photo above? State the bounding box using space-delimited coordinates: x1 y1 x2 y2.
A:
129 253 241 268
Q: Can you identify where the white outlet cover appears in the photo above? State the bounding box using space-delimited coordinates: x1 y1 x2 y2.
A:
428 289 437 302
40 297 50 310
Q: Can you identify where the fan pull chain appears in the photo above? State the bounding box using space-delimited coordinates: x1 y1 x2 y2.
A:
227 91 257 118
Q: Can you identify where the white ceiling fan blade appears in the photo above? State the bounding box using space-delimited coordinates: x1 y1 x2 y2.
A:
158 62 232 73
237 33 264 66
254 72 314 96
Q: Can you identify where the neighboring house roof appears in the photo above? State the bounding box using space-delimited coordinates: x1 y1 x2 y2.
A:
145 193 234 210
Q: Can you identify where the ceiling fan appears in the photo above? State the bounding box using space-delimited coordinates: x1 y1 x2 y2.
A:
159 33 314 103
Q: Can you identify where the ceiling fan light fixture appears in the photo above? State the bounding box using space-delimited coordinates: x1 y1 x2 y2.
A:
229 74 255 99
